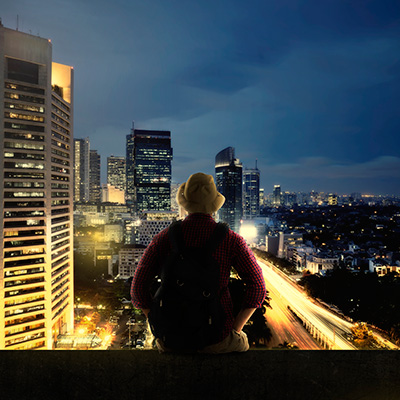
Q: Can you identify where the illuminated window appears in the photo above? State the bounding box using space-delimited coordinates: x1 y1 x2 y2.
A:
5 102 44 113
4 191 44 198
5 112 45 122
4 162 44 170
4 141 45 151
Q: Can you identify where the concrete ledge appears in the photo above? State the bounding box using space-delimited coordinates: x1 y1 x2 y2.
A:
1 350 399 400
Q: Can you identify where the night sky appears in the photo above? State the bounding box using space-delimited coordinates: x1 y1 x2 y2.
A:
3 0 400 195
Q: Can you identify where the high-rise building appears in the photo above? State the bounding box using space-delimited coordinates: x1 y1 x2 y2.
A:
259 188 265 209
89 149 101 203
126 124 173 213
273 185 282 207
107 155 126 192
73 137 90 202
243 164 260 218
101 184 125 204
328 193 338 206
215 147 242 232
0 24 74 349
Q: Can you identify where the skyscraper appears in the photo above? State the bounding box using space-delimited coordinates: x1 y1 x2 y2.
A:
89 149 101 203
0 24 74 349
215 147 243 232
73 137 90 202
126 124 173 213
107 155 126 192
273 185 282 207
243 164 260 218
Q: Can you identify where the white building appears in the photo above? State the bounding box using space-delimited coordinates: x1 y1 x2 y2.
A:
306 254 339 275
0 24 74 349
278 232 303 258
369 259 400 277
101 184 125 204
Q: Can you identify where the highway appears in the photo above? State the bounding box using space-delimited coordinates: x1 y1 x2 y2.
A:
257 257 357 350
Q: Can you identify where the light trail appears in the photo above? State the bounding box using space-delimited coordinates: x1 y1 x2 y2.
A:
257 257 357 350
265 274 321 349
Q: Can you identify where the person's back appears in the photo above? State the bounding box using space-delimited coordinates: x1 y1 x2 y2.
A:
131 172 267 353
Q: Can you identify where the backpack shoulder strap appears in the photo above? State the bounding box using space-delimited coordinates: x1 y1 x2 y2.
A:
204 222 229 254
168 220 184 253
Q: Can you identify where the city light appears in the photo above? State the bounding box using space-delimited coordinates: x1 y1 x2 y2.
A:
239 223 258 243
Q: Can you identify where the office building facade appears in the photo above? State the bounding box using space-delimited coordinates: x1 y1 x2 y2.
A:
273 185 282 207
89 149 101 203
126 125 173 213
107 155 126 192
215 147 242 233
243 166 260 219
0 24 74 349
73 137 89 202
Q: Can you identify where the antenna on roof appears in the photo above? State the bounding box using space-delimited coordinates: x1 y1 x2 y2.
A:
16 14 19 31
255 159 258 169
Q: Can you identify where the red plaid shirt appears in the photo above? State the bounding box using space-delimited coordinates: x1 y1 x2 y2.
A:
131 213 267 341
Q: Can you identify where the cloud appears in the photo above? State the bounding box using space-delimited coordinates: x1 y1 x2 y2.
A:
264 156 400 180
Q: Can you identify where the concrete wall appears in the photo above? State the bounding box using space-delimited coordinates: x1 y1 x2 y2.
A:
0 350 399 400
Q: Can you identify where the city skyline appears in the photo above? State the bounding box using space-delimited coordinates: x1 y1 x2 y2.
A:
2 0 400 195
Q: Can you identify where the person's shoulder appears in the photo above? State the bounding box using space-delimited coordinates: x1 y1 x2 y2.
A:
223 226 246 246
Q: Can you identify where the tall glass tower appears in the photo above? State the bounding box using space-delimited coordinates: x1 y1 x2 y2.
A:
73 137 90 202
273 185 282 207
126 124 173 213
243 164 260 218
215 147 242 232
107 156 126 192
0 23 74 349
89 149 101 203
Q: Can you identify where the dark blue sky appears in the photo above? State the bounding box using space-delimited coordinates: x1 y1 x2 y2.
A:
3 0 400 195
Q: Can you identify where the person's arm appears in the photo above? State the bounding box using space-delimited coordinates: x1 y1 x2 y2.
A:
233 308 256 332
231 234 267 330
131 231 166 313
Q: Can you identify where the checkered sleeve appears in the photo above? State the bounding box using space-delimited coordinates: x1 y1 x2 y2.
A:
231 233 267 309
130 230 167 309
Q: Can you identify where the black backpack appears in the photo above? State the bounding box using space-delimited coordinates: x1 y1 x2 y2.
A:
148 220 229 351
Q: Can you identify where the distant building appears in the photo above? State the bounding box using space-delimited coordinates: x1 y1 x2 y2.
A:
291 245 315 271
369 259 400 277
74 137 90 202
265 235 279 256
101 184 125 204
107 155 126 192
126 123 173 212
170 183 180 212
215 147 243 233
328 193 338 206
0 24 74 349
306 254 339 275
278 231 303 258
243 165 260 218
259 188 266 209
273 185 282 207
135 211 176 247
284 192 297 207
104 224 124 243
118 244 146 279
89 149 101 203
